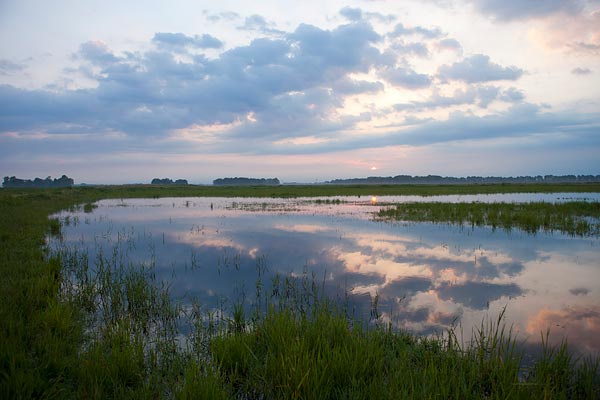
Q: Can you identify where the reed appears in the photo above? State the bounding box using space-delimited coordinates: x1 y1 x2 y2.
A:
377 201 600 236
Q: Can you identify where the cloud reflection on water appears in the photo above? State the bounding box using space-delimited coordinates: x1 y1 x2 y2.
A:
53 197 600 356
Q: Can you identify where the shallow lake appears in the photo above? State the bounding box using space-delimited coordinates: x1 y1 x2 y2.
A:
50 195 600 358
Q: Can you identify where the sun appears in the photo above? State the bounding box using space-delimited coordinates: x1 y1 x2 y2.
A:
370 166 378 171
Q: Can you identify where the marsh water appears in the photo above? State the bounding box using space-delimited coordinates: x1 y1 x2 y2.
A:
50 194 600 357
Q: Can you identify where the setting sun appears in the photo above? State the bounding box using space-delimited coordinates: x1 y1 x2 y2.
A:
370 196 377 205
370 166 377 171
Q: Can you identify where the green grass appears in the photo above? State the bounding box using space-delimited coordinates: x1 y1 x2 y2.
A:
5 181 600 200
1 185 599 399
377 201 600 236
212 304 599 399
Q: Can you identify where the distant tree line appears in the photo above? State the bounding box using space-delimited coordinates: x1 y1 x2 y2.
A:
327 175 600 185
3 175 74 188
213 177 280 186
150 178 188 185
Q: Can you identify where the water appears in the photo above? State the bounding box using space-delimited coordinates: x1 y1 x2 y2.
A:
50 195 600 357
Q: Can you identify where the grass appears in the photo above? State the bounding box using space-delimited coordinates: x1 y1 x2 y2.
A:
377 201 600 236
5 181 600 200
1 185 599 398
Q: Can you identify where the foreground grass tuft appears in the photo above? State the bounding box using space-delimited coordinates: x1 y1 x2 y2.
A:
211 303 599 399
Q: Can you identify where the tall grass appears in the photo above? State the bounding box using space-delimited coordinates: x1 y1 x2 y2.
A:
377 201 600 236
209 279 599 399
1 186 599 399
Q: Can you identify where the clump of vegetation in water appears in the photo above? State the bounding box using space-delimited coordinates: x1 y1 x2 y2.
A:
313 198 344 204
1 186 599 398
82 202 97 213
377 201 600 236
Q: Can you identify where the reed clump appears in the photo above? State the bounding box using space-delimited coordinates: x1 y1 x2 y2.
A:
377 201 600 236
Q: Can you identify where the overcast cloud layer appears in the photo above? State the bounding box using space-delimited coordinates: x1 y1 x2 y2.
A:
0 0 598 183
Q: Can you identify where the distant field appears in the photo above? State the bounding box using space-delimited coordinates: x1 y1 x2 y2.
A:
5 181 598 199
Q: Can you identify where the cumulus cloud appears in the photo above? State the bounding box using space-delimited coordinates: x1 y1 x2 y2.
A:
391 41 429 57
381 67 432 89
339 6 396 23
0 21 387 141
331 78 384 95
152 32 223 50
77 41 120 66
238 14 285 35
436 38 463 54
340 6 363 21
438 54 524 83
499 87 525 102
1 14 598 162
389 22 443 38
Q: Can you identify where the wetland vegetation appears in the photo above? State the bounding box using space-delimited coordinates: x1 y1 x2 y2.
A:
377 201 600 236
1 184 599 398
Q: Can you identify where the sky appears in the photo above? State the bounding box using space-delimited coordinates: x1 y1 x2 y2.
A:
1 0 599 184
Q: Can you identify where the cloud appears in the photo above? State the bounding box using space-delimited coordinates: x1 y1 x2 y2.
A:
526 306 600 353
340 6 363 21
530 8 600 54
381 67 432 89
394 85 524 111
389 22 443 39
259 101 599 155
436 38 463 54
570 41 600 53
572 67 593 75
391 41 430 57
203 10 240 22
152 32 223 50
331 78 384 95
0 21 388 142
437 281 523 309
0 59 26 75
499 87 525 102
77 41 120 66
471 0 584 21
379 276 434 298
238 14 285 35
339 6 396 23
387 103 597 147
438 54 524 83
569 287 590 295
1 16 597 163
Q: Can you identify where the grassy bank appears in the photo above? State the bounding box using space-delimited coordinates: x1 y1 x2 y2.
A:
1 185 599 398
6 181 600 199
377 201 600 236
